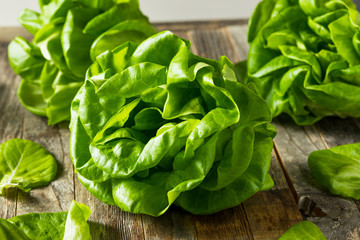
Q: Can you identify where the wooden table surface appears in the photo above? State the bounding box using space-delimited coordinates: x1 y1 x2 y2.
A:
1 20 360 240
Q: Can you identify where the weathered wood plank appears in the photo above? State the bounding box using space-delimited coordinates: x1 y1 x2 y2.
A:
142 207 197 240
194 207 253 240
242 152 303 240
188 27 241 63
315 117 360 147
273 117 360 239
226 25 249 62
16 114 74 215
0 42 20 219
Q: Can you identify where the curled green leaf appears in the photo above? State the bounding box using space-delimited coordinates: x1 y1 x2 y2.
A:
0 139 57 194
308 143 360 200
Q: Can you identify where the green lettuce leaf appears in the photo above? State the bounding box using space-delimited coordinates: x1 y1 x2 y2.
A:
70 31 275 216
243 0 360 125
63 201 92 240
0 219 31 240
0 200 92 240
279 221 326 240
8 212 67 240
308 143 360 200
0 139 57 194
8 0 156 125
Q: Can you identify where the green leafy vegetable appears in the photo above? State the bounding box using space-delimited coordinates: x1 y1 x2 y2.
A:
0 200 92 240
8 0 156 125
70 30 276 216
279 221 326 240
63 201 92 240
239 0 360 125
0 139 57 194
308 143 360 200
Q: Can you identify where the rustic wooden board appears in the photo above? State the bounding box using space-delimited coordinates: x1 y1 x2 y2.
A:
7 20 360 240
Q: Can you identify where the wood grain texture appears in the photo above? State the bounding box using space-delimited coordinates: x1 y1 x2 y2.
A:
226 25 249 62
16 115 72 215
0 42 19 219
242 152 302 240
194 207 253 240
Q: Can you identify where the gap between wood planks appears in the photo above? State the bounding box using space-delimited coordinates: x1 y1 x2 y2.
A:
273 142 301 209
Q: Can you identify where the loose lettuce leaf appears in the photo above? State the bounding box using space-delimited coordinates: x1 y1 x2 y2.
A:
0 200 92 240
9 212 67 240
63 201 92 240
244 0 360 125
0 139 57 194
70 31 275 216
279 221 326 240
308 143 360 200
8 0 156 125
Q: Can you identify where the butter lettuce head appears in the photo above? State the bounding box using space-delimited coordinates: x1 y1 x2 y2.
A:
70 30 276 216
8 0 156 125
241 0 360 125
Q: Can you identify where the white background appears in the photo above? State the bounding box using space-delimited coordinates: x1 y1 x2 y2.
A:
0 0 261 26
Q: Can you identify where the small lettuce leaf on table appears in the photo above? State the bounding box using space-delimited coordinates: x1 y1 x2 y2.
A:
279 221 326 240
0 139 57 194
239 0 360 125
308 143 360 200
8 0 157 125
70 30 276 216
0 200 92 240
